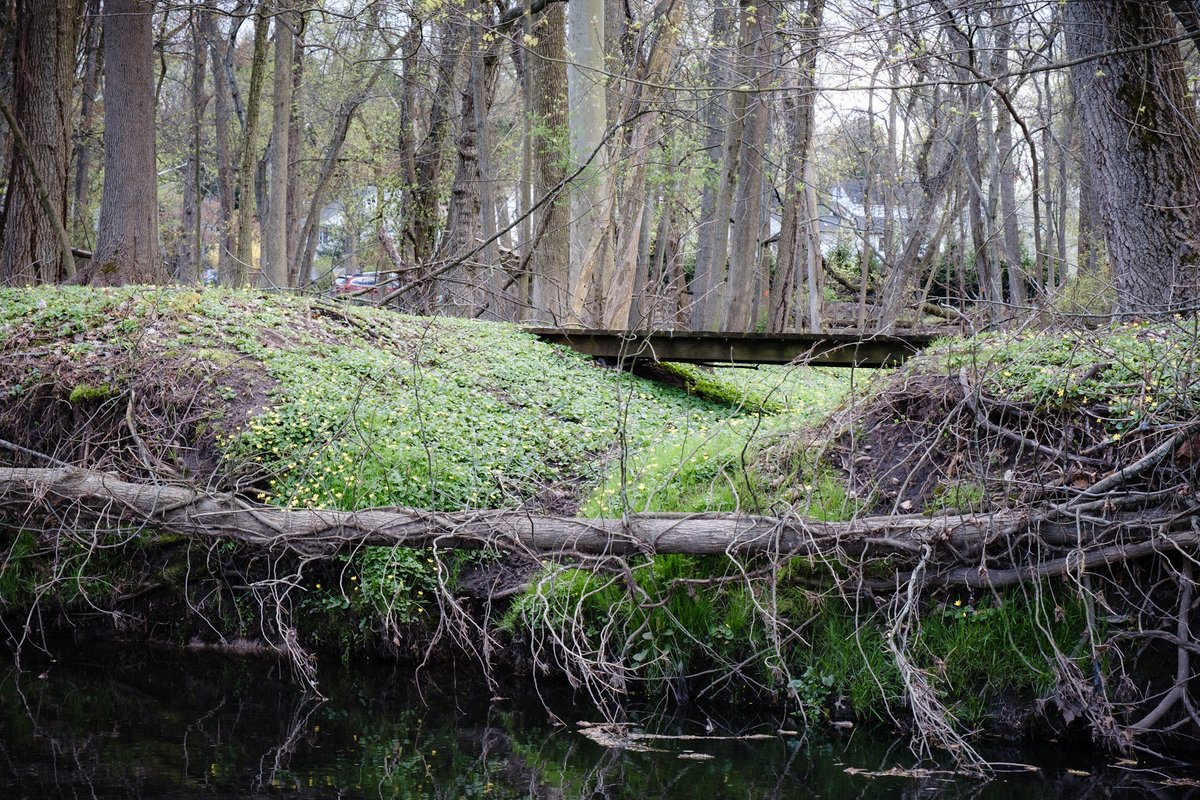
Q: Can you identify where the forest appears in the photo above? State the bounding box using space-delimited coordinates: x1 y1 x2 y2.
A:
3 0 1198 328
4 0 1200 785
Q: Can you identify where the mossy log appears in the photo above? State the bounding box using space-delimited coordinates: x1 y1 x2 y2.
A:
3 466 1195 589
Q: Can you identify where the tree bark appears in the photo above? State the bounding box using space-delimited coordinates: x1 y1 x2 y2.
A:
88 0 163 286
1065 0 1200 315
233 5 270 286
72 0 102 250
528 3 571 324
203 7 236 283
566 0 613 325
0 0 80 285
722 0 779 332
261 3 296 288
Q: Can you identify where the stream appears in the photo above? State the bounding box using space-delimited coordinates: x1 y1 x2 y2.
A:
0 642 1195 798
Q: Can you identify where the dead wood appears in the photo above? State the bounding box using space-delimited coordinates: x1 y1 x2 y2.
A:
1 465 1195 590
0 465 1027 560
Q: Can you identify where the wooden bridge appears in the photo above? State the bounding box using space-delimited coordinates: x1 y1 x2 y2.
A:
525 328 939 368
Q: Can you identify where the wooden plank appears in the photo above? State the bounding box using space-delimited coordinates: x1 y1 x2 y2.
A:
524 328 938 367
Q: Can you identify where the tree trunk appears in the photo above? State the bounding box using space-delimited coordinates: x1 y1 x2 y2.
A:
935 2 999 320
604 0 686 330
203 7 236 283
441 9 498 317
690 0 736 329
395 23 421 270
528 3 571 324
233 6 270 286
0 0 80 285
5 465 1194 592
261 3 296 288
294 45 399 284
72 0 101 250
1077 154 1103 275
802 160 822 333
284 23 305 286
1064 0 1200 315
407 18 462 273
0 12 13 174
473 22 505 321
0 465 1051 562
1055 117 1071 282
770 0 824 333
993 0 1025 308
566 0 612 326
89 0 162 286
722 1 778 332
875 111 962 329
174 12 209 284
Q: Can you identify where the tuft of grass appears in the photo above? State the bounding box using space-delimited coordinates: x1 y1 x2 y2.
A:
926 480 986 514
0 530 38 610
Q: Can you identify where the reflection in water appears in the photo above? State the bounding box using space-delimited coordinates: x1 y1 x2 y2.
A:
0 643 1195 799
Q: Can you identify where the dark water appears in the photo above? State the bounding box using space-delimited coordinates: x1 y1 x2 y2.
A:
0 644 1195 799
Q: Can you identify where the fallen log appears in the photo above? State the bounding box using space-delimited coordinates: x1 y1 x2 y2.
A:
1 465 1183 580
0 466 1041 559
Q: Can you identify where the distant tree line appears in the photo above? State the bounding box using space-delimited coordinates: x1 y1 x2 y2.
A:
0 0 1198 329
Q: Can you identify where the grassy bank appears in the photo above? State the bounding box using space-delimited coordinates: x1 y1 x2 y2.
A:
0 287 846 658
3 288 1198 752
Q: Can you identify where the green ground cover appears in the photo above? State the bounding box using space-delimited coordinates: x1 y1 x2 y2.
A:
4 289 1180 735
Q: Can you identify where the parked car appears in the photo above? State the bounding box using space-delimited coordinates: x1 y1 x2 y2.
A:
332 272 399 301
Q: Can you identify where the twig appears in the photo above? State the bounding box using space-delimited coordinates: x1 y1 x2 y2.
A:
0 439 72 468
959 368 1108 466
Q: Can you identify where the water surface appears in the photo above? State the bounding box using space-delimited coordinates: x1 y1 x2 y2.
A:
0 643 1194 799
